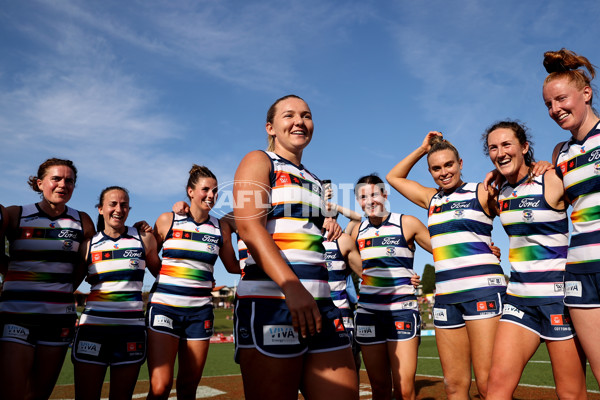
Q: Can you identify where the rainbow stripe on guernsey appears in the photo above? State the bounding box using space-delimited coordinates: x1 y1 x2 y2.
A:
149 213 222 313
324 237 350 310
356 213 417 312
237 235 248 275
0 204 82 316
555 123 600 274
79 227 146 326
236 151 330 301
498 174 568 305
428 183 505 304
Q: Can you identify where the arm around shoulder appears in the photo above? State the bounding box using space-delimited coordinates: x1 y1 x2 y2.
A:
402 214 432 254
141 230 162 277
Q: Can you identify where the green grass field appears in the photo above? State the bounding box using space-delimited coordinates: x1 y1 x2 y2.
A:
57 333 600 393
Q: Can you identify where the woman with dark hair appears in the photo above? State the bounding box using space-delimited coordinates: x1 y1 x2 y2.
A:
387 135 506 399
0 158 95 399
483 121 587 399
233 95 358 400
147 165 240 400
350 174 431 400
73 186 161 400
543 48 600 384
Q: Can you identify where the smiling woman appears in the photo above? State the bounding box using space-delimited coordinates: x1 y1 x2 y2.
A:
0 158 95 400
542 48 600 388
233 95 359 400
386 133 506 399
72 186 162 400
146 164 240 400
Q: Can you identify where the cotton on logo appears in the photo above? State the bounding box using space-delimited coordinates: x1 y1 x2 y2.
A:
550 315 565 326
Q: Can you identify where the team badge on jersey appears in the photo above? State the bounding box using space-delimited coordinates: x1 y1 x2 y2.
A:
522 209 534 223
454 209 464 219
62 239 73 250
386 247 395 256
594 161 600 175
129 258 139 269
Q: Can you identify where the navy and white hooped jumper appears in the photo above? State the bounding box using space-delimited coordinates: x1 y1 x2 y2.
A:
235 151 330 301
324 237 351 310
428 183 506 304
149 213 222 314
555 122 600 275
80 227 147 326
0 204 83 322
356 213 417 312
498 174 569 305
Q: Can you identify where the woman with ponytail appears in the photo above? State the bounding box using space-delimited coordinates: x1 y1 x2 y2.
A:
483 121 587 399
73 186 161 400
543 48 600 384
386 134 505 399
147 165 240 400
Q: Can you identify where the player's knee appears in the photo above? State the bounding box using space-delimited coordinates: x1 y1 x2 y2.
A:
149 377 173 399
443 375 471 397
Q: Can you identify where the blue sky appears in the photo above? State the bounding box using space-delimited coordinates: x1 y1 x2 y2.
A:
2 0 599 290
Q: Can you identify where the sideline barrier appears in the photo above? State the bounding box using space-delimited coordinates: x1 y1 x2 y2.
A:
421 329 435 337
210 333 234 343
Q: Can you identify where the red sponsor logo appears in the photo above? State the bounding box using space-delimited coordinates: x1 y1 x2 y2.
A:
173 230 182 239
127 342 137 352
334 319 345 332
477 300 497 311
103 251 111 259
204 320 212 329
358 239 365 250
61 328 70 337
183 232 191 239
395 321 411 331
551 314 564 325
91 252 102 262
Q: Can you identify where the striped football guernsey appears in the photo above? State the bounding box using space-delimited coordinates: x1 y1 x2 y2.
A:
237 235 248 275
555 122 600 274
0 203 83 316
149 213 222 313
356 213 417 312
79 227 146 326
428 183 505 304
324 237 350 310
235 151 330 300
498 174 568 305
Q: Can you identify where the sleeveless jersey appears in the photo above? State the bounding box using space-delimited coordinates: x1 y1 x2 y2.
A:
79 227 146 326
555 122 600 274
356 213 417 311
0 204 83 316
324 237 350 310
149 213 221 313
236 151 330 300
498 174 568 305
428 182 505 304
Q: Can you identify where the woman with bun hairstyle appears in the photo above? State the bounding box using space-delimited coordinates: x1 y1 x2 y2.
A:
72 186 162 400
350 174 431 400
543 48 600 383
386 134 506 399
483 121 587 399
0 158 95 399
147 164 240 400
233 95 358 400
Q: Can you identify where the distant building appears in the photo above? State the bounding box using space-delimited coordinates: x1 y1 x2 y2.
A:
212 285 235 308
